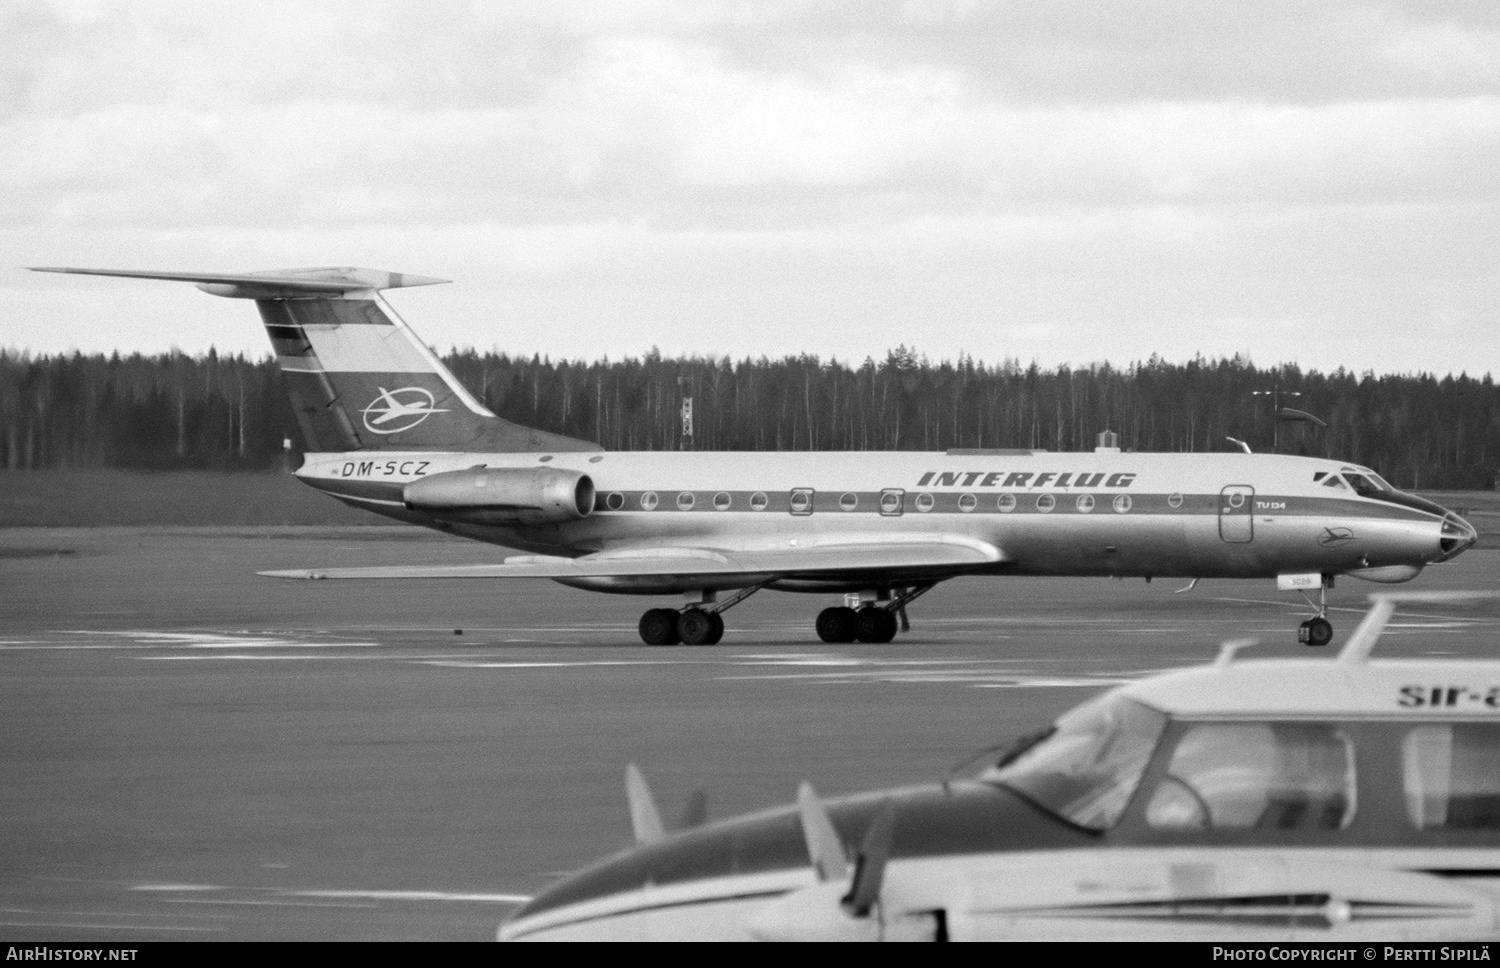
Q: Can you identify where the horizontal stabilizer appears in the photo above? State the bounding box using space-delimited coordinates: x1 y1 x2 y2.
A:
258 536 1004 581
29 266 448 299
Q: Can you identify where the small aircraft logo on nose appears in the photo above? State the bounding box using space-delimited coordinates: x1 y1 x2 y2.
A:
1319 526 1355 546
361 386 449 435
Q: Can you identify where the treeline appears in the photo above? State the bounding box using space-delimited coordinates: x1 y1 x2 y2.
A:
3 347 1498 489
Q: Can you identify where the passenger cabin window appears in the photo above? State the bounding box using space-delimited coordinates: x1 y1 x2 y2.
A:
986 696 1167 831
1403 725 1500 830
1146 723 1355 831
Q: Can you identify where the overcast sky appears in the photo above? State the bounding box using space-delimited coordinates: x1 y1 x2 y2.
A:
4 1 1497 377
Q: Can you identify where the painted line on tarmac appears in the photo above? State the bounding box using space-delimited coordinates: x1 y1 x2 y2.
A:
139 654 365 661
54 630 383 649
285 889 531 904
132 882 530 905
715 669 1146 687
418 659 710 669
0 918 221 932
167 897 379 908
0 643 128 650
414 655 1070 673
1216 598 1495 624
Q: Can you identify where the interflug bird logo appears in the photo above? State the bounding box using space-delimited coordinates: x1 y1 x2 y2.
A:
361 386 449 435
1319 526 1355 546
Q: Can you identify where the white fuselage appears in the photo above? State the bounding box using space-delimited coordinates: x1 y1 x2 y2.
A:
298 448 1463 591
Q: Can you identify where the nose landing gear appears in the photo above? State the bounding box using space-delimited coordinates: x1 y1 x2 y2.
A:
1295 575 1336 647
1298 616 1334 647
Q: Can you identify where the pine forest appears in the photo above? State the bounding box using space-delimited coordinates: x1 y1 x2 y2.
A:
3 347 1497 491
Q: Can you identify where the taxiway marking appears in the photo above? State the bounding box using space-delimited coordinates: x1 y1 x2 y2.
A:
127 882 530 905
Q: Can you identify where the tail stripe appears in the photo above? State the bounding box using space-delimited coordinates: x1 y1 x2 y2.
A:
375 294 493 417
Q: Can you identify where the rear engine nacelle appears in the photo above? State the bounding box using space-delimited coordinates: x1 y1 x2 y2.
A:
403 467 594 526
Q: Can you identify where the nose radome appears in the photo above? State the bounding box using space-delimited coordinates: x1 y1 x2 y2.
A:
1435 510 1479 562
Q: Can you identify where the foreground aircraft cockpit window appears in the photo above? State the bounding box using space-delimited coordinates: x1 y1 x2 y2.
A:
1145 722 1355 831
1404 724 1500 830
984 696 1167 831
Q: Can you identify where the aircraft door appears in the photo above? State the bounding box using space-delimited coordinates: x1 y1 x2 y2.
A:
1219 485 1254 543
789 488 815 516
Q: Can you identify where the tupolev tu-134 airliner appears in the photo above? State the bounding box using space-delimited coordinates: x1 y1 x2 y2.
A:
32 266 1479 647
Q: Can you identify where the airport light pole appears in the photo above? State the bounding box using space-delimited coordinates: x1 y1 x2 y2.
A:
678 376 694 451
1251 388 1300 451
1252 389 1327 452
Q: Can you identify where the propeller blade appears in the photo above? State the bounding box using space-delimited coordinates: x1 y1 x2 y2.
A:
625 763 666 846
842 800 896 917
797 782 849 882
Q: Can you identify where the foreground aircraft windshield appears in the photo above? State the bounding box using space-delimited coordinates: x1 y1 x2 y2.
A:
983 696 1167 831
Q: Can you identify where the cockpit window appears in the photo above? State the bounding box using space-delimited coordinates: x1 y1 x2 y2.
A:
1403 725 1500 830
1146 722 1355 831
1321 476 1347 490
984 696 1166 832
1342 473 1387 497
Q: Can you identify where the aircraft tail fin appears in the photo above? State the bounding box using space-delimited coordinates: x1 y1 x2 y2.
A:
30 267 598 454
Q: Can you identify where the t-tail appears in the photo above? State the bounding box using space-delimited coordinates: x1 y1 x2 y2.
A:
29 266 597 454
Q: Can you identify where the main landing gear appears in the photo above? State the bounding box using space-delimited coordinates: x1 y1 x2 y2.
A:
639 607 721 646
636 582 939 646
1296 575 1336 647
815 606 896 643
638 583 767 646
816 584 937 645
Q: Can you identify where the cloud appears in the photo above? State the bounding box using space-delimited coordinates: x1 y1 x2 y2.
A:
3 1 1497 377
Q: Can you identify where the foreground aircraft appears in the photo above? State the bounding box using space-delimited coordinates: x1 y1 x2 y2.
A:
500 592 1500 941
32 267 1477 646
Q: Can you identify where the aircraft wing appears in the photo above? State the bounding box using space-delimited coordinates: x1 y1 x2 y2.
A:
259 536 1004 581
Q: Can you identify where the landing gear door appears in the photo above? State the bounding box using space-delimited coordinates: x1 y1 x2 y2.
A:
1219 485 1254 543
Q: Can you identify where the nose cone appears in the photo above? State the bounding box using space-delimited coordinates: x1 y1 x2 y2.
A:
1434 508 1479 562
